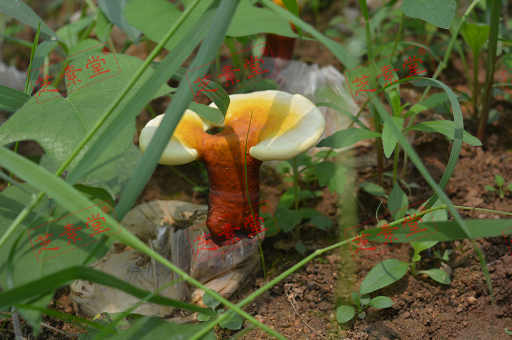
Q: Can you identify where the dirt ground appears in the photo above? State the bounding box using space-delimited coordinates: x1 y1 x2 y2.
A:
2 1 512 340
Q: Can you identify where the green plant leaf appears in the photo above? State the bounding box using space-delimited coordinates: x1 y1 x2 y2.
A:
56 17 93 44
188 101 225 125
308 215 332 230
200 80 230 117
507 183 512 192
411 240 438 255
27 41 58 95
0 55 172 198
504 328 512 336
0 0 59 39
360 294 371 307
299 208 322 219
406 120 482 146
368 296 393 309
359 182 388 198
98 0 141 43
495 175 505 187
273 208 301 233
419 199 447 223
95 9 113 42
295 240 307 255
484 185 496 192
312 161 348 194
359 259 409 295
104 316 217 340
125 0 297 53
460 22 490 56
388 181 408 220
197 313 212 322
219 311 243 330
0 85 30 110
401 0 456 29
418 268 451 284
203 290 221 311
403 93 449 119
316 128 381 149
336 306 355 323
382 117 404 158
351 292 361 307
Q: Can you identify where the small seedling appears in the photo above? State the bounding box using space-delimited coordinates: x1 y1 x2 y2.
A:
434 249 452 262
336 292 393 323
484 174 512 198
407 241 451 284
197 290 243 330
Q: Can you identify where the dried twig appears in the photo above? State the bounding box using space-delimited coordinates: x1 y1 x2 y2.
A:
284 291 328 340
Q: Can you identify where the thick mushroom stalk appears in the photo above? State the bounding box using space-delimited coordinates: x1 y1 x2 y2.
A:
139 91 325 246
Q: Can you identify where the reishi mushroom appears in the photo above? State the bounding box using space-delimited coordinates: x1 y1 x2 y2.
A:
139 90 326 246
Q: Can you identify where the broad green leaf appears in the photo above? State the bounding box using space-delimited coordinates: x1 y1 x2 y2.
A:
360 294 370 307
359 182 388 198
105 316 216 340
273 208 301 233
403 93 449 119
219 311 243 330
317 128 381 149
359 259 409 295
495 175 505 187
336 306 355 323
419 198 447 223
418 268 451 284
98 0 141 43
507 183 512 192
504 328 512 336
312 161 348 194
460 22 490 56
124 0 297 53
0 55 172 198
203 290 221 311
197 313 212 322
0 85 30 110
68 39 103 58
388 182 408 220
278 187 314 209
300 208 322 219
401 0 456 29
188 101 225 125
351 292 360 307
27 41 57 95
95 9 113 42
406 120 482 146
411 240 438 255
0 184 114 328
0 0 59 39
281 0 302 36
294 240 306 254
368 296 393 309
382 117 404 158
308 215 332 230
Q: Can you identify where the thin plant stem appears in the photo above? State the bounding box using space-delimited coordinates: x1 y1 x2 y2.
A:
347 99 370 129
454 205 512 216
472 48 479 118
167 165 202 189
392 143 399 183
244 111 269 301
146 104 157 118
0 0 202 251
390 12 405 63
293 157 300 238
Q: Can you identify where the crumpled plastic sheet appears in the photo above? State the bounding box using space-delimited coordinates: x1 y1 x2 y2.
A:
70 200 261 319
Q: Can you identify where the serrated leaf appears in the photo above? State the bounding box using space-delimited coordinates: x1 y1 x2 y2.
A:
336 306 355 323
359 182 388 198
495 175 505 187
368 296 393 309
273 208 301 233
388 182 408 220
98 0 141 43
418 268 451 284
382 117 404 158
295 240 306 254
359 259 409 295
203 290 221 311
308 215 332 230
0 55 172 198
317 128 381 149
406 120 482 146
312 161 348 194
402 0 456 29
403 93 449 119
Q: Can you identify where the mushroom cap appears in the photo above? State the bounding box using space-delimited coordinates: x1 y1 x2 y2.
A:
210 90 326 161
139 110 215 165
